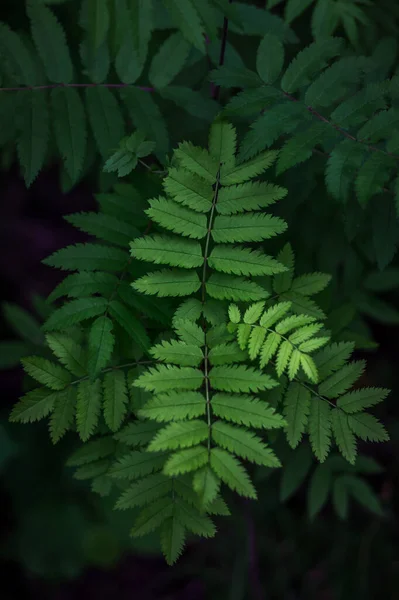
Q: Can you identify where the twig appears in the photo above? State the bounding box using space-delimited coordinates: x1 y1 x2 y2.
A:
212 0 234 101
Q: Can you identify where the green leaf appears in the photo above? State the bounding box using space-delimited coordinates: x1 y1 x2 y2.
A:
10 387 55 423
66 436 116 466
134 365 204 393
256 34 284 84
337 387 389 413
114 421 162 447
347 413 389 442
210 65 262 89
159 87 219 121
212 213 287 243
131 497 174 537
281 37 343 93
115 473 172 510
76 378 102 441
308 398 331 462
216 181 287 215
244 302 266 324
138 391 206 422
284 382 311 448
356 154 395 208
228 305 241 324
151 340 203 367
174 319 204 346
331 409 356 464
307 463 332 519
161 515 186 565
87 0 109 51
0 23 38 85
17 90 49 187
162 0 205 52
66 212 140 248
146 196 208 239
108 299 150 351
212 421 280 467
280 443 313 501
371 195 398 270
43 297 109 331
193 467 220 506
22 356 72 390
211 393 286 430
210 365 278 393
208 342 247 365
133 269 201 297
210 447 257 498
27 0 73 82
149 31 190 88
273 243 295 293
2 302 44 345
110 450 166 480
45 333 86 377
300 354 319 383
130 235 203 269
120 87 169 159
314 342 355 381
318 361 366 398
49 386 77 443
48 271 118 302
290 273 331 296
174 141 218 183
148 420 208 451
163 446 208 476
341 475 383 516
44 243 128 272
220 151 279 185
332 476 349 519
88 316 115 378
163 167 213 213
206 273 268 302
103 370 128 432
85 87 124 159
209 120 236 171
51 88 87 183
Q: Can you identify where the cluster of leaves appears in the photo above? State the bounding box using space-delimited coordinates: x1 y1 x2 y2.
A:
1 0 395 568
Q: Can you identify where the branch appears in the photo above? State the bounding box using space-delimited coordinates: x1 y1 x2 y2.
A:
212 0 234 101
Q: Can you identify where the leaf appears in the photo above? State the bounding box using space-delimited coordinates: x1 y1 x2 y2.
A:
163 446 208 476
210 365 277 393
216 181 287 216
228 305 241 324
114 422 162 447
371 195 399 270
332 476 349 519
337 387 389 413
66 436 116 466
2 303 44 345
308 398 331 462
110 450 166 480
146 196 208 239
193 467 220 506
87 0 109 51
44 243 128 272
49 386 77 443
51 88 87 183
284 382 311 448
108 300 150 351
209 120 236 171
76 378 102 441
85 87 125 159
88 316 115 378
212 213 287 243
341 475 384 516
300 354 319 383
314 342 355 381
318 361 366 398
17 90 49 187
66 212 140 248
356 154 395 208
220 151 280 185
134 365 204 393
43 297 109 331
130 235 203 269
212 421 280 467
162 0 205 52
133 269 201 297
208 342 246 365
159 87 219 121
151 340 203 367
161 515 186 565
10 387 55 423
206 273 268 302
131 497 174 537
120 87 169 159
290 273 331 296
280 444 313 501
174 319 204 346
211 393 286 430
331 409 356 464
115 473 172 510
138 391 206 422
347 413 389 442
103 370 128 432
174 141 218 183
210 65 261 88
149 32 190 88
256 34 285 84
148 420 208 451
307 463 332 520
22 356 72 390
27 0 73 82
45 333 86 377
281 37 343 93
163 168 213 213
210 447 257 499
273 243 295 293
